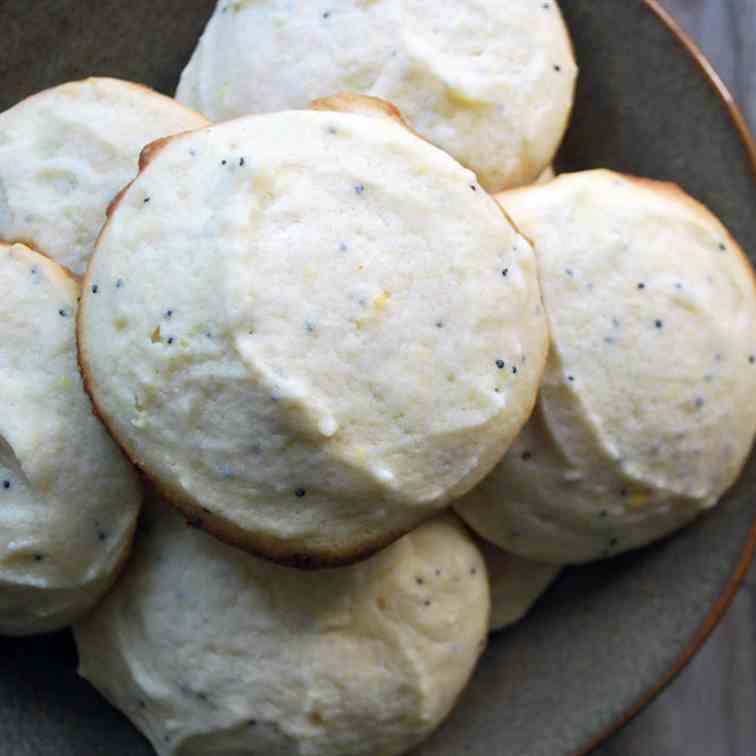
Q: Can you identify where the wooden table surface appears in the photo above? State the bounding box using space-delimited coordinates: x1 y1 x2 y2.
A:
597 2 756 754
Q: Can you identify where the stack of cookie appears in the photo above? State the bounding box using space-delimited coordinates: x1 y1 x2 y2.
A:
0 2 754 755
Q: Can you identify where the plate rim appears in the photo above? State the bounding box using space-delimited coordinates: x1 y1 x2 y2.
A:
577 3 756 753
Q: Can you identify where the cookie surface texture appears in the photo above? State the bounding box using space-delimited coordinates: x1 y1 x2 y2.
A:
0 242 141 635
78 100 548 565
456 170 756 563
479 540 560 632
0 77 209 274
176 0 577 192
75 505 490 756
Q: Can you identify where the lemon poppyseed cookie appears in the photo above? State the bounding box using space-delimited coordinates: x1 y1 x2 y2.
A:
75 504 489 756
0 78 208 274
0 242 141 635
478 540 560 632
78 96 548 566
175 0 577 192
456 170 756 563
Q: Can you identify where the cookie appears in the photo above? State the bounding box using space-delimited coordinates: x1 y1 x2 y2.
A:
456 170 756 563
78 96 548 566
0 78 208 274
176 0 577 192
0 242 141 635
478 540 560 632
74 505 489 756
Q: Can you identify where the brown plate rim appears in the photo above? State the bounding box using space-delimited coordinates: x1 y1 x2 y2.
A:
577 2 756 753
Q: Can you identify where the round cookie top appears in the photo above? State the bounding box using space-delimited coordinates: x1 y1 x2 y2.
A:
175 0 577 192
456 170 756 563
0 242 141 635
74 504 489 756
478 541 560 632
78 98 548 566
0 77 209 274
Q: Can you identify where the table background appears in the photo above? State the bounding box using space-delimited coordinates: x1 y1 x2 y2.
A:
598 2 756 754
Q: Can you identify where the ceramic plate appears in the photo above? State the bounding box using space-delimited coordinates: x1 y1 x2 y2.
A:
0 1 754 754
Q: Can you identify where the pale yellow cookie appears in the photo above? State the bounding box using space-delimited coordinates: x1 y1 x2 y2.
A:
0 242 141 635
456 170 756 563
176 0 577 192
75 505 489 756
478 540 561 632
0 78 208 274
78 97 548 566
